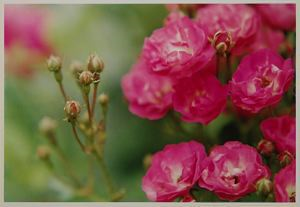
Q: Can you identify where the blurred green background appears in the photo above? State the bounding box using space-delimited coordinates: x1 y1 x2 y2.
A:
5 5 173 201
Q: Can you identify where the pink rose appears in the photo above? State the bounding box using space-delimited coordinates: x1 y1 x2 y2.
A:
5 5 52 78
249 23 284 52
198 141 270 201
260 115 295 155
163 11 185 26
121 59 173 120
256 4 296 31
274 160 295 202
173 72 227 125
229 49 294 113
195 4 260 55
142 17 214 79
142 141 206 201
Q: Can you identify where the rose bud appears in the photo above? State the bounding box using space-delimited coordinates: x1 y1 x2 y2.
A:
98 93 109 106
79 71 93 86
39 116 57 135
37 145 51 160
70 60 84 79
256 178 273 195
64 100 81 120
87 53 104 73
209 31 234 56
47 55 62 72
181 194 196 202
278 150 294 167
257 139 274 156
274 160 295 202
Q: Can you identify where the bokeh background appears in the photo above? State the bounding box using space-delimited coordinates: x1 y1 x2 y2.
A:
5 4 172 201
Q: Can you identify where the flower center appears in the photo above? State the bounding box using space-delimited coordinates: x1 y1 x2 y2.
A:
260 76 272 88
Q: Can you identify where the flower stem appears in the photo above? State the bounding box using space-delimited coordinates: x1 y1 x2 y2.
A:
93 151 115 199
71 122 86 153
91 83 99 117
58 82 68 102
83 93 93 126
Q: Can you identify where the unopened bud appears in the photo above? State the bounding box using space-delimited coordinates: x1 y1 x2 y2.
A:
70 60 84 78
37 145 51 160
209 31 234 56
143 154 152 169
278 150 294 167
87 53 104 73
98 93 109 106
256 178 273 195
39 116 57 135
79 71 93 85
64 100 81 120
47 55 62 72
257 139 274 156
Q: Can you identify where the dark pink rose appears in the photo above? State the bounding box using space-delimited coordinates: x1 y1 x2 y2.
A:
173 72 227 125
198 141 270 201
195 4 260 55
142 141 206 201
274 160 296 202
229 49 294 113
260 115 295 155
256 4 296 31
121 59 173 120
142 17 214 79
249 23 284 52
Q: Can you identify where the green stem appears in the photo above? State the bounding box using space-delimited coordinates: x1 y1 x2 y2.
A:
58 82 68 102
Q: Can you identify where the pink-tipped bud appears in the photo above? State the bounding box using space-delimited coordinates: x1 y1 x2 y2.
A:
181 194 196 202
64 100 81 120
257 139 274 156
278 150 294 167
256 178 273 195
209 31 234 56
87 53 104 73
79 71 93 86
47 55 62 72
37 145 51 160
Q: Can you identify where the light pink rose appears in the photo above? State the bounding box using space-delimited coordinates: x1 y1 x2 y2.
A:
274 160 296 202
198 141 270 201
121 59 173 120
173 72 227 125
5 5 52 78
195 4 260 55
142 17 214 80
229 49 294 113
142 141 206 201
260 115 295 155
256 4 296 31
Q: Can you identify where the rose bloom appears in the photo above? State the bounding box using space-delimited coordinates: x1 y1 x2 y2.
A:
256 4 296 31
274 160 296 202
229 49 294 113
173 72 227 125
121 59 173 120
5 5 52 78
249 23 284 52
142 17 214 80
195 4 260 55
198 141 270 201
260 115 295 155
142 141 206 201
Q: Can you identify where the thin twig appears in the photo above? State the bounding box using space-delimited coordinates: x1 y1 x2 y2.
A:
91 83 99 117
71 122 86 152
58 82 68 102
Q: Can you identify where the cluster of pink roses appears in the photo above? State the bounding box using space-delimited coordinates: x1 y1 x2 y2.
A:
122 4 294 124
121 4 295 203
